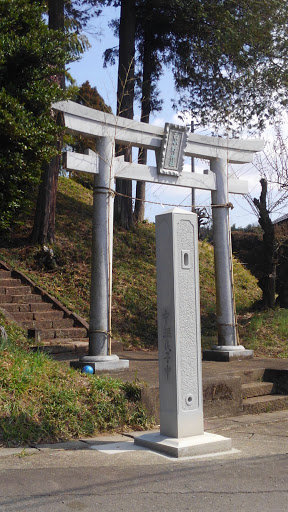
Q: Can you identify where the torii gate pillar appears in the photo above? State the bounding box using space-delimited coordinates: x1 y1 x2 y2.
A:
203 157 253 361
71 137 129 372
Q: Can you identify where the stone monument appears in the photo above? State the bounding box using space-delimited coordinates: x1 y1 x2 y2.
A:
135 209 232 457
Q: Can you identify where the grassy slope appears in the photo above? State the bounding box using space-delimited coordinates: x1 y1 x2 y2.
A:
0 310 151 446
1 176 287 357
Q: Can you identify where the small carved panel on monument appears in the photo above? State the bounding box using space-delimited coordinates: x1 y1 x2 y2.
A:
162 309 172 380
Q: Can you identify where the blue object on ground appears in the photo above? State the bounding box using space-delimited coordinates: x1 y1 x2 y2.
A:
82 365 94 374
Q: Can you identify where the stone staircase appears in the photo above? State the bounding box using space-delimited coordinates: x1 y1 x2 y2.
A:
1 261 287 418
0 261 89 355
142 366 288 422
241 369 288 414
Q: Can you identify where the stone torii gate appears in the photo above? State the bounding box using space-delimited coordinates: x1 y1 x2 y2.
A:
53 101 264 370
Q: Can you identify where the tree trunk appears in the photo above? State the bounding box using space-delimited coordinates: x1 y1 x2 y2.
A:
134 24 153 223
114 0 136 229
31 0 64 244
253 178 276 308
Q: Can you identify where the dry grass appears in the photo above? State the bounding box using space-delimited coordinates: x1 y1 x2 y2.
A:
2 176 287 358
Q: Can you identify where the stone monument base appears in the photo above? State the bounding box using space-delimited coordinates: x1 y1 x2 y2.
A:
70 354 129 372
203 345 254 362
134 431 232 458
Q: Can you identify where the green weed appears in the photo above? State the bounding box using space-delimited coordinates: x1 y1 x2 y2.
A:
239 308 288 357
0 313 151 446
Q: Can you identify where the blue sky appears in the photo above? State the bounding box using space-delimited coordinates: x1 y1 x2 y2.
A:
68 7 286 228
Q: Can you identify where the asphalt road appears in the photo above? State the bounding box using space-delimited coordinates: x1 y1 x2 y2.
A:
0 411 287 512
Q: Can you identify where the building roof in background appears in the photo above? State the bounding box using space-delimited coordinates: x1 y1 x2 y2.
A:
273 213 288 224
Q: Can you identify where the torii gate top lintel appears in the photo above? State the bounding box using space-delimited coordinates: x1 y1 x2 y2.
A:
53 100 265 165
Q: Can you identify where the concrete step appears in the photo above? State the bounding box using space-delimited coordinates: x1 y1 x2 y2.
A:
34 327 87 340
0 295 13 304
29 303 54 312
21 318 74 330
34 338 121 356
33 339 89 355
12 294 43 304
10 311 64 322
0 285 31 295
242 381 275 399
0 278 21 286
0 294 42 304
242 394 288 414
22 320 54 330
0 302 54 312
239 369 268 384
52 318 74 328
0 270 11 278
